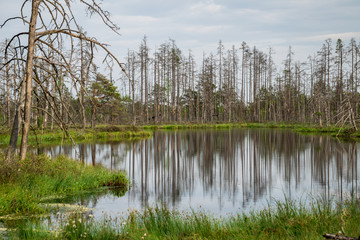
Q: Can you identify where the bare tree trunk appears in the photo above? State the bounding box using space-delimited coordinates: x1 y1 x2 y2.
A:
154 53 160 123
6 75 11 127
6 81 25 161
268 47 273 121
140 47 144 123
162 51 167 123
189 53 195 122
80 36 87 130
5 40 12 128
7 108 21 161
43 65 50 128
19 0 41 161
326 39 331 125
196 84 200 123
356 43 359 119
51 76 55 130
176 62 181 122
91 87 97 128
144 39 149 124
171 46 176 122
240 42 246 122
218 41 224 121
128 51 136 125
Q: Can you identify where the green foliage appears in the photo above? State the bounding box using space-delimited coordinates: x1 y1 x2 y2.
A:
0 127 152 147
0 154 128 216
11 196 353 240
89 73 128 124
115 197 360 240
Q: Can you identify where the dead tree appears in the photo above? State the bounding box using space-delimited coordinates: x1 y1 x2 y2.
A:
1 0 128 161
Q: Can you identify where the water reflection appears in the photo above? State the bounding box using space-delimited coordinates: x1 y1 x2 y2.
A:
42 129 360 215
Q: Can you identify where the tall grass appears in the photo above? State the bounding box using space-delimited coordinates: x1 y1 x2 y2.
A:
7 196 360 239
120 197 360 239
0 154 128 216
9 213 123 240
0 126 152 147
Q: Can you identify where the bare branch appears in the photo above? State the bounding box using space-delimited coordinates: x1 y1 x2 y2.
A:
80 0 120 35
20 0 31 25
0 17 24 28
36 29 129 78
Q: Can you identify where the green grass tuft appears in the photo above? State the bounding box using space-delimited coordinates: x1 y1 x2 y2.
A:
0 153 129 216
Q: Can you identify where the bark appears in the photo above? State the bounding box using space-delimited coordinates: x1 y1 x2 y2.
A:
6 81 24 162
5 40 11 128
171 47 176 122
19 0 41 161
323 234 360 240
154 53 158 123
79 36 87 130
131 57 136 125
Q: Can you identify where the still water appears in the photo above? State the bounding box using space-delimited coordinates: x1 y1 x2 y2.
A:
42 128 360 217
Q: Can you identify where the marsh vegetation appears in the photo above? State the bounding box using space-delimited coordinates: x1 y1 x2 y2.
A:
1 0 360 239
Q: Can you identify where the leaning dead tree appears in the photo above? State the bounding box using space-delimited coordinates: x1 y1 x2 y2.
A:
335 94 358 135
1 0 128 161
323 233 360 240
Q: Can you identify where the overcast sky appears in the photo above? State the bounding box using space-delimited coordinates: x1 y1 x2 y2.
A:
1 0 360 69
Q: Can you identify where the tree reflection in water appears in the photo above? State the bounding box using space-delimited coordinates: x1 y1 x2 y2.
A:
42 129 360 215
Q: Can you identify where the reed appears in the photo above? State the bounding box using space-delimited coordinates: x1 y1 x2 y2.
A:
7 196 360 239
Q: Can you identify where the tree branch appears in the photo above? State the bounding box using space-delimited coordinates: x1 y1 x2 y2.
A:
0 17 24 28
36 29 129 78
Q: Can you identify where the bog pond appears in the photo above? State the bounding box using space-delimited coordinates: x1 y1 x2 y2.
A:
40 128 360 218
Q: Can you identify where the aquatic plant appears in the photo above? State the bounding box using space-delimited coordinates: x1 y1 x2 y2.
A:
7 196 360 239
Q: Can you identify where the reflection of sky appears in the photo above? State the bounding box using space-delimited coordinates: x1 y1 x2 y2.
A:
43 129 360 218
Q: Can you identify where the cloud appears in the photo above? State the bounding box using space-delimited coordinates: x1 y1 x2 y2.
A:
1 0 359 70
189 1 225 15
299 32 360 42
113 15 160 25
183 25 231 34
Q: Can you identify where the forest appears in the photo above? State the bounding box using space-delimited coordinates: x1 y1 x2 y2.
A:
0 0 359 165
1 36 359 130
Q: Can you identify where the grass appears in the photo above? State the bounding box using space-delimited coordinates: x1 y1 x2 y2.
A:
0 153 129 216
5 196 360 239
0 125 152 147
143 122 360 140
1 123 358 148
119 198 360 239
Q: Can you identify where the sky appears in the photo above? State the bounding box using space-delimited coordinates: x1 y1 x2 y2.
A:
1 0 360 73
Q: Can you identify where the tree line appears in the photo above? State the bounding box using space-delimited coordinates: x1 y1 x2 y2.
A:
125 37 360 128
2 37 360 130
